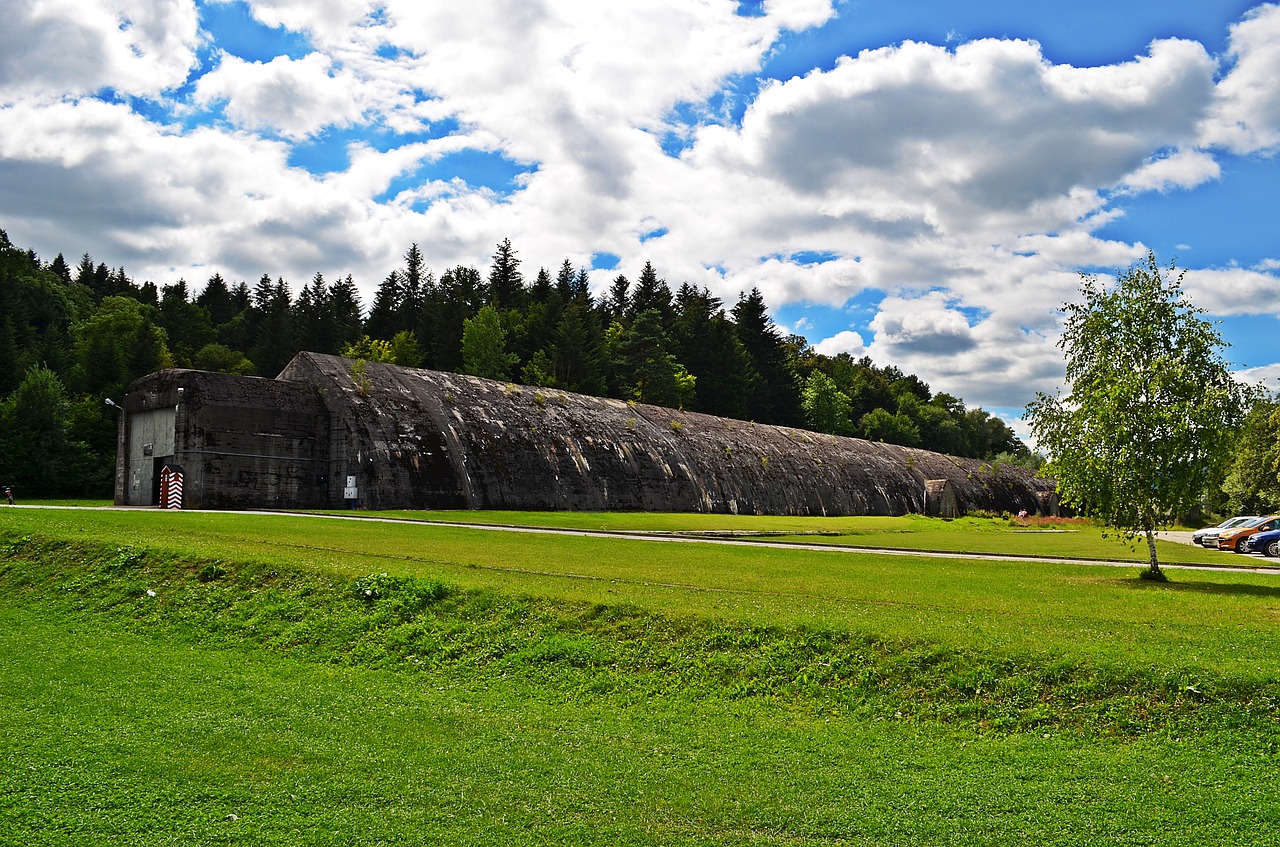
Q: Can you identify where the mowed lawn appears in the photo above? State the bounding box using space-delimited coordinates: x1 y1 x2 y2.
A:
324 508 1248 564
2 506 1279 845
4 507 1276 675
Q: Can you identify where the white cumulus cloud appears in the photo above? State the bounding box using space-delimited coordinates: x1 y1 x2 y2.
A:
0 0 201 100
0 1 1276 413
194 52 364 139
1202 2 1280 153
813 330 867 358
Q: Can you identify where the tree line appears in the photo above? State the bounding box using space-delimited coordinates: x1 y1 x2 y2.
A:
0 230 1032 498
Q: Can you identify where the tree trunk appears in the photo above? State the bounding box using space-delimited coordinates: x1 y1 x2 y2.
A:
1143 527 1164 580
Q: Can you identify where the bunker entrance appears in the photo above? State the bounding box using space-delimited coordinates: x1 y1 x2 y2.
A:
150 456 174 506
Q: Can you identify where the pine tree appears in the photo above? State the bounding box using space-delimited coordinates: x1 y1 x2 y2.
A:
571 267 592 306
294 272 335 353
613 309 689 408
365 270 404 341
555 259 576 301
402 243 426 319
488 238 525 311
330 274 364 351
196 273 237 327
630 260 672 322
158 279 216 367
250 278 296 376
606 274 630 323
519 267 562 368
74 254 96 298
48 253 72 284
231 280 252 313
672 285 752 419
733 288 801 426
552 301 605 396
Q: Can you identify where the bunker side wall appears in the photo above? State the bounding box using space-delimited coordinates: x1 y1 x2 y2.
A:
283 352 1056 516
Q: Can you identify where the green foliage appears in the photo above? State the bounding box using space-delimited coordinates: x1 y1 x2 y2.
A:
192 342 255 375
1221 401 1280 514
487 237 525 312
158 279 216 366
859 406 921 446
1026 254 1255 577
801 370 854 435
462 305 518 380
609 309 692 408
387 329 424 367
248 276 295 376
520 348 558 388
733 287 802 427
342 335 395 363
990 448 1046 471
69 296 172 400
0 367 103 496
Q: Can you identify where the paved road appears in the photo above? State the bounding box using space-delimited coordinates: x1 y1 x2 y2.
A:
11 504 1276 577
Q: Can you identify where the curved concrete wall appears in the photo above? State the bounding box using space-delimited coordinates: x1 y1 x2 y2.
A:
281 352 1056 516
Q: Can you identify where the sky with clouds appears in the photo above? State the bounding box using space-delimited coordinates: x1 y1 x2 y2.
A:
2 0 1279 430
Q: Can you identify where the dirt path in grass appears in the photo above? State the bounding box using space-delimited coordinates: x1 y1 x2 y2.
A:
13 505 1275 577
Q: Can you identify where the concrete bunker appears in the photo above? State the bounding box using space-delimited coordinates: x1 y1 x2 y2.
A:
924 479 960 519
117 352 1057 516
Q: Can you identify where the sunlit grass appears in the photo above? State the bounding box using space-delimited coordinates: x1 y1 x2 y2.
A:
4 604 1273 846
4 507 1280 844
314 508 1239 564
3 507 1278 678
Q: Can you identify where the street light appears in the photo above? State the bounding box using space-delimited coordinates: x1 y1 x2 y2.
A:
105 398 125 505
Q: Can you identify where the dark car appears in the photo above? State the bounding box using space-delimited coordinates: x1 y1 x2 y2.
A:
1219 516 1280 553
1246 528 1280 558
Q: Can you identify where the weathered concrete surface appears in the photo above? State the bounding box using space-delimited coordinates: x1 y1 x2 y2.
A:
279 352 1057 516
119 369 329 509
119 354 1056 514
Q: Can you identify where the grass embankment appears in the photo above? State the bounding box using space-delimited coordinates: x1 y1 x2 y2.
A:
2 507 1279 844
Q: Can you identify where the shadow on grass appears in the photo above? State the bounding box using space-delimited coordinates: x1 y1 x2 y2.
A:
1115 576 1280 599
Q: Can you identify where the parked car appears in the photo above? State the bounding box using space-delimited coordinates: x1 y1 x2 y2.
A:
1219 516 1280 553
1246 528 1280 558
1194 516 1260 547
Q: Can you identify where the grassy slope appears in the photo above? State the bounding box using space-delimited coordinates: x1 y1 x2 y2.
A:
3 604 1274 846
2 508 1276 676
2 507 1280 844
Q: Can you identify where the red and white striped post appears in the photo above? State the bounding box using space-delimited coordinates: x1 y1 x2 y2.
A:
160 465 184 510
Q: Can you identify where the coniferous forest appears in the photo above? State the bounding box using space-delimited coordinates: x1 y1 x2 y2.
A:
0 230 1035 498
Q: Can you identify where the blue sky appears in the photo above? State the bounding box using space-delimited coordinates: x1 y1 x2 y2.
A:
1 0 1278 433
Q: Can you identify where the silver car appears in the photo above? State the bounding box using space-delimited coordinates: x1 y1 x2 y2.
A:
1196 516 1261 548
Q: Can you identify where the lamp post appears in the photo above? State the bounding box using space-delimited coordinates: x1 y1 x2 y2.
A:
105 397 125 505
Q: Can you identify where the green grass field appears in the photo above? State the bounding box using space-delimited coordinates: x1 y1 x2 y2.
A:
2 506 1279 845
320 508 1251 565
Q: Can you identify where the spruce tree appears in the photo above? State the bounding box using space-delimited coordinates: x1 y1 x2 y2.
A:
488 238 525 311
732 288 801 426
365 270 404 341
196 273 237 327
